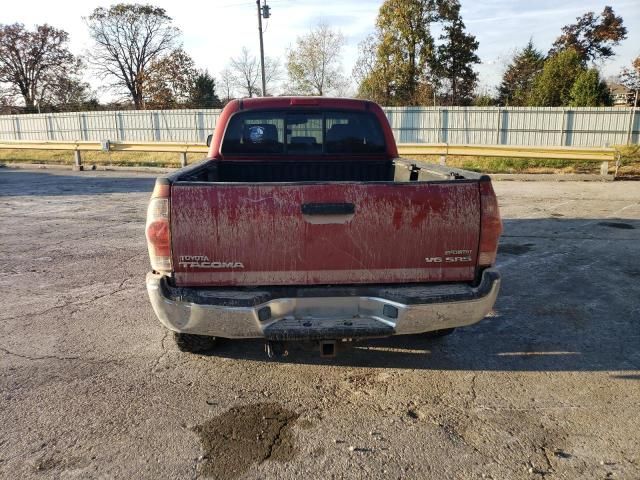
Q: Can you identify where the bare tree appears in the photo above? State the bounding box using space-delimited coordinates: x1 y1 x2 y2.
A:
286 23 346 96
287 23 348 95
0 23 82 112
619 57 640 93
619 56 640 108
218 68 236 103
263 57 282 96
353 34 378 86
228 47 280 97
85 4 180 109
230 47 259 97
49 77 97 110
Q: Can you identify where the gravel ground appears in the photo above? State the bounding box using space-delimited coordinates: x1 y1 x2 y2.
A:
0 168 639 479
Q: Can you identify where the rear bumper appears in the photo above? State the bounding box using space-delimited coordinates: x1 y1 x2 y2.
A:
146 269 500 340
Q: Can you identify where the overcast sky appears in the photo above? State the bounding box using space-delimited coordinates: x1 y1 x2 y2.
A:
4 0 639 99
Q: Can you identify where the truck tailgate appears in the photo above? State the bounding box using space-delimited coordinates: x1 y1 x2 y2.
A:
170 182 480 287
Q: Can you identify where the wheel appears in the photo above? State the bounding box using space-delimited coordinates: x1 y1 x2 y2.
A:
174 332 217 353
423 328 456 339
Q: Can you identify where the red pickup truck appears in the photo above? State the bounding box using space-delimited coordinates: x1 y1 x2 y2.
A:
145 97 502 357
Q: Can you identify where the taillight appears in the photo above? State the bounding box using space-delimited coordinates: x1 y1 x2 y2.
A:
146 182 172 273
478 178 502 267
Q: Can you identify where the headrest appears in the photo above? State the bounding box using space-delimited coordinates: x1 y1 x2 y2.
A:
326 123 364 143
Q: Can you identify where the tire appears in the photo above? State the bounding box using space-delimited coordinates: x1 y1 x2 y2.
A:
174 332 217 353
423 328 456 339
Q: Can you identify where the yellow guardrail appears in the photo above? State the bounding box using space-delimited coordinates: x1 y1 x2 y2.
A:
0 140 616 168
0 140 209 153
398 143 616 161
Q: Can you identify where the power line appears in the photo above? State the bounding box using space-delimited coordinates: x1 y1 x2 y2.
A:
216 1 255 9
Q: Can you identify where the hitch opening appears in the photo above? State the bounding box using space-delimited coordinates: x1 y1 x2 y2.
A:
265 341 288 359
320 340 337 358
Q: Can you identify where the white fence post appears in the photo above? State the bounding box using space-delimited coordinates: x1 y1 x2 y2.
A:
627 91 638 145
114 112 120 141
12 116 19 140
77 113 82 141
46 114 54 141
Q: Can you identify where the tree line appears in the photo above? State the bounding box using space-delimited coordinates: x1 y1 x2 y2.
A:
0 2 638 114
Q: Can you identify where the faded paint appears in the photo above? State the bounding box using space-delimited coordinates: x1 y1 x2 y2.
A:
170 182 480 287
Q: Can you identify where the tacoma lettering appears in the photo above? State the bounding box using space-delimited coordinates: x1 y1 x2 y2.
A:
179 256 244 269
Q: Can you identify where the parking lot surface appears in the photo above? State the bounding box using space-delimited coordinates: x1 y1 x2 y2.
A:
1 168 639 479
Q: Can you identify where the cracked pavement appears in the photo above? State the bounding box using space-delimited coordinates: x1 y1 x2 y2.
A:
1 168 639 479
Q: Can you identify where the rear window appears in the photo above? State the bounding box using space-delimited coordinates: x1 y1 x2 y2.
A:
221 110 386 156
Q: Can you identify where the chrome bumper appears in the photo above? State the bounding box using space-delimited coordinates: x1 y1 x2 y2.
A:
146 269 500 340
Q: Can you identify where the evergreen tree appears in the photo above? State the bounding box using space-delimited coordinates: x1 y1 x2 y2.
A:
498 40 544 106
472 93 497 106
569 69 611 106
528 49 584 106
190 71 221 108
433 7 480 106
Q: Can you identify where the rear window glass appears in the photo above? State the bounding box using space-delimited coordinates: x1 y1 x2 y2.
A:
221 110 386 155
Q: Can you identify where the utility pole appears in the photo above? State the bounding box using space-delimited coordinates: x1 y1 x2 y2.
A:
256 0 270 97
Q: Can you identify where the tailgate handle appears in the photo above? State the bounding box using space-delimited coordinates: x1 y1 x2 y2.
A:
301 203 355 215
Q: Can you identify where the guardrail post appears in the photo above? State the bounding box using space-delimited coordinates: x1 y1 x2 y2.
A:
180 152 187 167
600 161 609 176
73 150 83 171
614 152 621 178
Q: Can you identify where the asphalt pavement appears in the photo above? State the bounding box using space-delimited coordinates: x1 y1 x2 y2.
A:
0 167 638 479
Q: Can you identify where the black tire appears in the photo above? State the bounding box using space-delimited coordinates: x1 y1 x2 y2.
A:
423 328 456 339
174 332 217 353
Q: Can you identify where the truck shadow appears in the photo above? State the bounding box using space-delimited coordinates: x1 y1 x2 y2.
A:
0 168 157 196
202 216 640 372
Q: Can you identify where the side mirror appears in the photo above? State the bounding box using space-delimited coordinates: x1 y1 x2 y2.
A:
206 134 213 147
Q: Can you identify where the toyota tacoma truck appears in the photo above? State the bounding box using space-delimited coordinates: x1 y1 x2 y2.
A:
145 97 502 357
